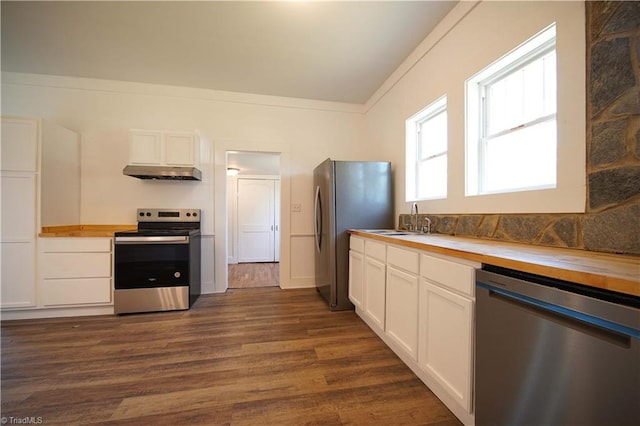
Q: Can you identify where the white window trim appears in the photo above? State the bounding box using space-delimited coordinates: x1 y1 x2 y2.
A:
457 22 585 214
406 95 447 202
468 24 557 196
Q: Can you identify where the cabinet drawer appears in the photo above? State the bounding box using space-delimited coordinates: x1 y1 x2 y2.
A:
421 254 475 297
365 240 386 262
387 245 419 274
41 237 112 253
41 278 112 306
41 252 112 279
350 236 365 253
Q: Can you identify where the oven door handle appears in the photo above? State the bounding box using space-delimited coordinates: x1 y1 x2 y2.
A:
115 236 190 244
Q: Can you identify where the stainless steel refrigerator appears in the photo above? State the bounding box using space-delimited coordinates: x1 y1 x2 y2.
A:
313 158 394 310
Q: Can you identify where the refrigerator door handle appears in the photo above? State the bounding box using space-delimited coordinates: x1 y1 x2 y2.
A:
314 185 322 253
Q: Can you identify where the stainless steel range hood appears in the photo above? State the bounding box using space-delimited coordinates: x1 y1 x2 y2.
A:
123 165 202 181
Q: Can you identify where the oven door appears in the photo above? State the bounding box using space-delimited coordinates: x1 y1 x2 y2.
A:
115 236 190 289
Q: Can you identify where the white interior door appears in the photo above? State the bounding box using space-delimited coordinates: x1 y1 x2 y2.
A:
238 179 275 262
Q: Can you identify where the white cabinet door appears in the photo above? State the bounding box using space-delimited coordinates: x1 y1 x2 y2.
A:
238 179 275 262
129 130 198 167
129 130 162 165
1 242 36 308
348 250 364 309
1 117 38 172
165 132 196 165
1 173 37 309
1 174 36 241
386 265 419 360
364 256 386 331
419 279 474 412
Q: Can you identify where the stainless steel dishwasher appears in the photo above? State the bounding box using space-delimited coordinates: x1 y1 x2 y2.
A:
476 265 639 426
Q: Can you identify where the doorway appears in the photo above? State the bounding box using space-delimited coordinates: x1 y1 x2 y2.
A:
227 151 281 289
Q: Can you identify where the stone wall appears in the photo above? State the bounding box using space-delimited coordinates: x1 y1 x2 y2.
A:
400 1 640 255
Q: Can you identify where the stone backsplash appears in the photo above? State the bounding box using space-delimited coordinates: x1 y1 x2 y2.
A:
400 2 640 256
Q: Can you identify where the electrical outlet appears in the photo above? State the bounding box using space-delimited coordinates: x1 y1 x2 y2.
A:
292 203 302 213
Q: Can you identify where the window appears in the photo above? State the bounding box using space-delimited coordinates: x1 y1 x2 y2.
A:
406 96 447 201
466 24 557 196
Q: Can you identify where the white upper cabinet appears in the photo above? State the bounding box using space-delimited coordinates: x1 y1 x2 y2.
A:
1 174 36 241
1 117 38 172
165 132 196 165
129 129 199 167
129 130 162 165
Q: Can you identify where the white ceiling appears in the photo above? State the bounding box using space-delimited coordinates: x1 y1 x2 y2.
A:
1 1 457 104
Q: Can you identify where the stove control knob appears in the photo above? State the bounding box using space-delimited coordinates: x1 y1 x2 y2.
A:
186 212 191 217
139 212 145 217
146 212 151 217
193 212 198 217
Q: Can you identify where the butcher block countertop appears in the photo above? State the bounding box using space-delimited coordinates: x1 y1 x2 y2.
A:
349 230 640 298
40 225 137 237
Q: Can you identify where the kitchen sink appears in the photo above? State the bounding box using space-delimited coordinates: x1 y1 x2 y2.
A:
362 229 411 236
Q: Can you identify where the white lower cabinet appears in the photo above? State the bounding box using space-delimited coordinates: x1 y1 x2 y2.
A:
418 253 478 422
363 240 386 332
40 238 113 307
1 242 36 308
419 279 473 412
349 234 480 426
386 246 420 361
348 238 365 309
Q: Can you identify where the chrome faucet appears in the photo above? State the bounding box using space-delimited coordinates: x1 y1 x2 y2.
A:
410 202 418 231
409 202 431 234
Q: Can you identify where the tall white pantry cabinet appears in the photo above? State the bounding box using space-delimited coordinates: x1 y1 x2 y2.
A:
1 116 86 315
1 117 39 308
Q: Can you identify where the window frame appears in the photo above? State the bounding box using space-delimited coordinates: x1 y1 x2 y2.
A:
406 95 448 202
466 23 558 197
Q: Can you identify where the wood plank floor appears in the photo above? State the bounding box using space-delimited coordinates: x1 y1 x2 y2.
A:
1 287 461 425
228 263 280 288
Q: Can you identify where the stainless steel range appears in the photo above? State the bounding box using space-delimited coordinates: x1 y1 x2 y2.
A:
114 208 201 314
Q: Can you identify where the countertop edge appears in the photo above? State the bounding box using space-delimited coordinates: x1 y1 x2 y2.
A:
39 224 137 238
349 230 640 297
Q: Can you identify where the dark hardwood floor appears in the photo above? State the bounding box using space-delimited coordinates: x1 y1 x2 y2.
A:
1 287 461 425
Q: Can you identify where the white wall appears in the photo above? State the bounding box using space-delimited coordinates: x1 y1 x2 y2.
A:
0 0 586 295
365 1 585 217
1 73 366 293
